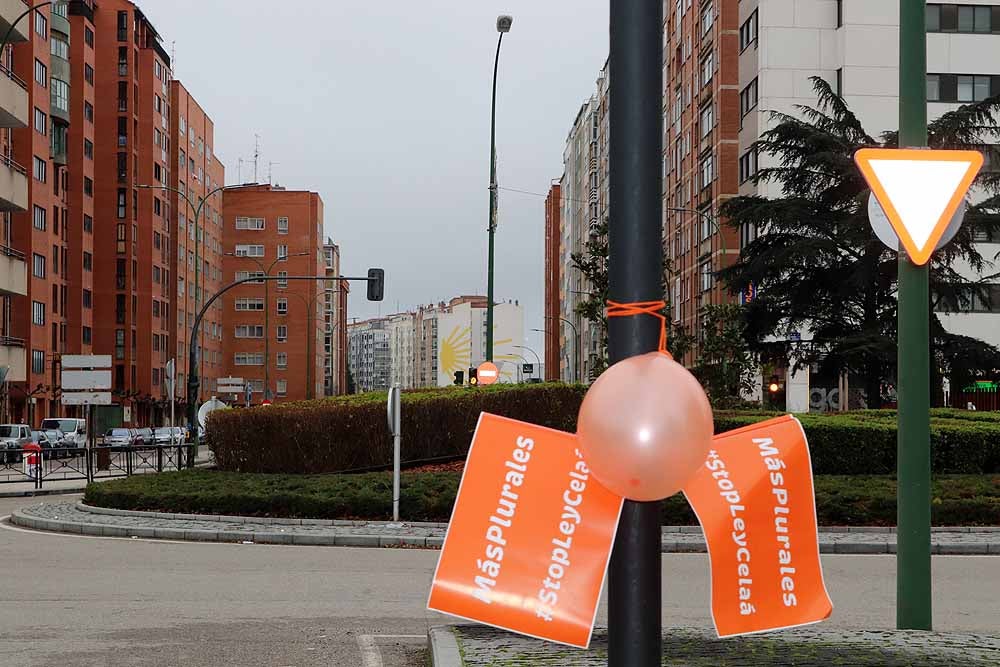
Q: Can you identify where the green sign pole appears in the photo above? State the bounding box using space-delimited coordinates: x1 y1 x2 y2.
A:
896 0 932 631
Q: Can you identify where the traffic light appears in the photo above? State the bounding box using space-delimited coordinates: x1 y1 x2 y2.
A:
768 375 781 394
366 268 385 302
468 367 478 386
453 370 464 386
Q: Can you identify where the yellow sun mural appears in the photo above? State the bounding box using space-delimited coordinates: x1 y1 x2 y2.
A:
440 325 472 378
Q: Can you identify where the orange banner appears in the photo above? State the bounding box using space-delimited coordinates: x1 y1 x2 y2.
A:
683 415 833 637
428 413 623 648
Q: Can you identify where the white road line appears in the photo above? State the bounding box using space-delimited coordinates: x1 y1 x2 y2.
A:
356 634 382 667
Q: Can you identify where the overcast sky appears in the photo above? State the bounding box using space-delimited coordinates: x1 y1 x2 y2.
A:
148 0 609 352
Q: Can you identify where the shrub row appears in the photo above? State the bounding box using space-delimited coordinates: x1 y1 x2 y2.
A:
206 383 1000 475
85 469 1000 527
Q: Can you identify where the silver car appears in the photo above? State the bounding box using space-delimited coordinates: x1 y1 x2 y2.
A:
0 424 32 464
103 428 135 447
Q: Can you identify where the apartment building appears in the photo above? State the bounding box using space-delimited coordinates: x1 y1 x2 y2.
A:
169 80 225 408
322 240 348 396
0 0 31 422
386 311 416 388
347 318 389 393
222 184 326 403
543 182 561 381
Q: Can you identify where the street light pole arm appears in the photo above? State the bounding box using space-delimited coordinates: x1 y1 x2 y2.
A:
0 2 53 59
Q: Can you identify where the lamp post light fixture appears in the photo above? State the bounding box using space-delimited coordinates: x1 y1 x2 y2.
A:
486 14 513 364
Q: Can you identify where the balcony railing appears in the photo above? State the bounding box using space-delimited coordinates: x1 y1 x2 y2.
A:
0 244 25 261
1 153 27 176
0 335 25 348
0 64 27 91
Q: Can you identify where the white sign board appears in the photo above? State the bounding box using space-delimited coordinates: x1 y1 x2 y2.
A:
61 355 112 370
62 370 112 391
61 392 113 406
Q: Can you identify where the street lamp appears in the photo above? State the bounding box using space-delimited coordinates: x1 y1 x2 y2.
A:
486 14 513 364
543 316 580 383
137 183 226 404
512 344 540 380
225 250 309 400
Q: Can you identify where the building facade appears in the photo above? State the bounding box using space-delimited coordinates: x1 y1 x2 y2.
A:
322 240 348 396
543 182 561 382
222 184 326 403
347 318 389 393
386 311 415 388
169 80 225 410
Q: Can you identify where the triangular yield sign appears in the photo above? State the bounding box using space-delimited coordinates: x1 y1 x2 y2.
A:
854 148 983 265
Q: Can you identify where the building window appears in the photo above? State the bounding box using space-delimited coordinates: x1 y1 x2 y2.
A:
153 197 162 216
700 151 715 190
235 217 265 230
235 244 265 257
83 289 92 309
277 352 288 369
235 325 264 338
32 253 45 278
115 330 125 360
83 252 92 271
32 155 47 182
32 205 46 231
85 26 94 47
277 245 288 260
701 261 715 292
84 102 93 123
235 298 265 311
960 74 991 102
82 327 92 345
927 74 941 101
739 10 758 51
276 380 287 396
84 139 94 160
277 271 288 289
51 38 69 61
739 148 758 184
277 217 289 234
701 2 713 35
32 301 45 326
277 299 288 315
739 78 758 117
701 51 714 87
235 353 265 366
34 108 46 136
32 350 44 375
277 325 288 343
84 177 93 197
699 103 714 138
236 271 265 284
34 59 47 87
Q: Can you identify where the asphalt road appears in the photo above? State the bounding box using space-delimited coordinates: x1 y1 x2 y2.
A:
0 495 997 666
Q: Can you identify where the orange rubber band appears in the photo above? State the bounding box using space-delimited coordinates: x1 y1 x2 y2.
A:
606 300 671 357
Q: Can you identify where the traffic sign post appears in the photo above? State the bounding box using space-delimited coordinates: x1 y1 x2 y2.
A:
476 361 500 386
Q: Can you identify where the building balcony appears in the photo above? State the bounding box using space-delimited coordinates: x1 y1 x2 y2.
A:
0 154 28 212
0 64 28 129
0 0 30 45
0 245 26 296
0 336 26 383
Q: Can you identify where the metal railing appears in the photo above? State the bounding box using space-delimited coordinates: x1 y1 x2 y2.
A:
0 335 25 347
0 63 28 90
0 153 27 176
0 244 26 261
0 443 196 489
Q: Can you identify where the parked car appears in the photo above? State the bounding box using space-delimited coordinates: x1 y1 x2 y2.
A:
136 428 154 446
40 418 87 450
0 424 32 464
153 427 185 445
30 430 60 460
103 428 135 447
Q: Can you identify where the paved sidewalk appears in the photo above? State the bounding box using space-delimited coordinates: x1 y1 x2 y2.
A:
11 501 1000 553
434 625 1000 666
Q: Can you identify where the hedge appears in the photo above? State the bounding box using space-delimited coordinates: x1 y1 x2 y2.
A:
84 469 1000 527
206 383 1000 475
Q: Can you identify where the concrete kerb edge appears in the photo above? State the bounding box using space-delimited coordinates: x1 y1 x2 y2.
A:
428 626 464 667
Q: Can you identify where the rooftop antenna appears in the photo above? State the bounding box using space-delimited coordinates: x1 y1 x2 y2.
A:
170 41 176 74
237 158 243 185
253 134 261 183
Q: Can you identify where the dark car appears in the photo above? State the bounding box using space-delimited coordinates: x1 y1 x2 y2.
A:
135 428 154 446
32 430 64 460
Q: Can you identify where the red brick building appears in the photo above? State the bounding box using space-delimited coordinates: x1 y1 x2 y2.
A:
91 0 174 425
663 0 741 363
222 185 326 403
543 181 561 381
169 80 225 408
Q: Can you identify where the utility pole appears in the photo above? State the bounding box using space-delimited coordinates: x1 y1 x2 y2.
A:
896 0 932 631
607 1 663 664
253 134 261 183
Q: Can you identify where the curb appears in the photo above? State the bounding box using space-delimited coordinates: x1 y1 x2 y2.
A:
0 487 86 499
9 505 1000 555
428 626 464 667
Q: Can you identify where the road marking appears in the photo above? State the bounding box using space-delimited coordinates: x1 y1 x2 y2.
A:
356 634 425 667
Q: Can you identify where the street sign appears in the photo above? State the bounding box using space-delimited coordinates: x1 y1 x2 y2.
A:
217 377 245 393
198 397 229 428
855 148 983 265
61 355 112 370
165 359 176 394
62 370 112 391
738 283 757 306
61 392 112 406
521 363 534 375
868 193 966 254
477 361 500 386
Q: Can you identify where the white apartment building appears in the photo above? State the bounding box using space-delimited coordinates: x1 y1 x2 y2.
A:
386 312 416 388
737 0 1000 409
347 319 390 393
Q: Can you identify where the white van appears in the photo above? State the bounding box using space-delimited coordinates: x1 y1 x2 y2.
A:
40 418 88 448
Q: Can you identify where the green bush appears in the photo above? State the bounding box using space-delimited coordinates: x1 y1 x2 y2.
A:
85 469 1000 527
206 384 1000 475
